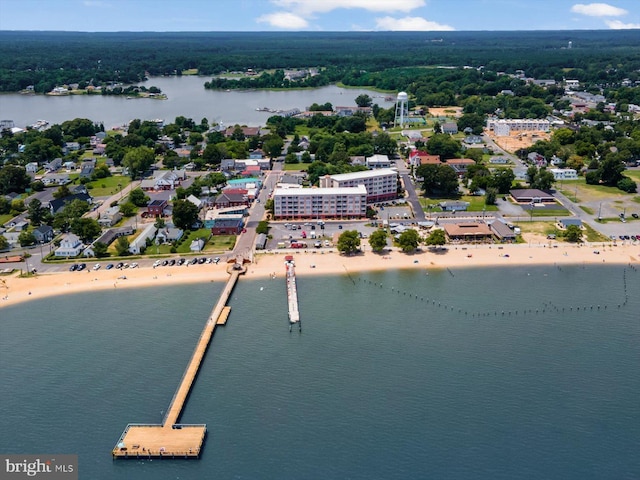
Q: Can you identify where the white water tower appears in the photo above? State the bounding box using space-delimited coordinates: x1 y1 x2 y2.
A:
394 91 409 127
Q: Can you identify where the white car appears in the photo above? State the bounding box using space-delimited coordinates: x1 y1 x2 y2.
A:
92 263 101 271
153 260 161 268
129 262 139 268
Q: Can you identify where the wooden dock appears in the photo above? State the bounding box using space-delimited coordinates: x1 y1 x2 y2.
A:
112 268 244 459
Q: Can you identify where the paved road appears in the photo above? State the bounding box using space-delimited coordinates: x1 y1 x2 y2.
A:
394 158 426 222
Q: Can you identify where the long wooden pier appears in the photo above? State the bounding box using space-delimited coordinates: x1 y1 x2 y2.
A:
285 257 301 331
112 265 245 459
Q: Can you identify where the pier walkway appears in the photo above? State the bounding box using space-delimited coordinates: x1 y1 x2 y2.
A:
112 264 245 459
285 258 301 330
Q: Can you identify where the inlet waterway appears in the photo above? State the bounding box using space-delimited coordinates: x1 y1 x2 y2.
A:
0 76 394 129
1 265 639 479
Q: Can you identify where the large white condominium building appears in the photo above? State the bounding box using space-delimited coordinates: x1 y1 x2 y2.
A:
487 118 550 136
273 185 367 219
319 168 398 203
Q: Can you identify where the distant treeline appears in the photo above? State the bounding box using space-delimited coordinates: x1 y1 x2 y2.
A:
1 30 640 92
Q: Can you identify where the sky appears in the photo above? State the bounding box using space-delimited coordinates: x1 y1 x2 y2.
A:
0 0 639 32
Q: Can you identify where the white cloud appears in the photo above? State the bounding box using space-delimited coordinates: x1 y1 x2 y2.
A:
271 0 425 14
256 11 309 29
375 16 454 31
605 19 640 29
570 3 628 17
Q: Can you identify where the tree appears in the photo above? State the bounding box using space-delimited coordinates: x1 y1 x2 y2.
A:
264 198 274 215
425 229 446 246
154 217 166 229
70 217 102 243
617 177 637 193
93 241 109 258
355 94 372 107
457 113 485 135
597 155 625 186
26 198 47 226
172 199 199 231
115 236 130 256
18 231 37 247
565 225 583 243
397 229 420 253
417 164 459 196
527 166 554 190
119 202 136 217
336 230 361 255
263 135 284 159
122 146 155 179
490 169 515 194
53 184 71 199
0 165 32 194
128 188 150 207
485 187 498 206
426 133 459 159
368 230 388 252
256 221 269 235
0 235 9 251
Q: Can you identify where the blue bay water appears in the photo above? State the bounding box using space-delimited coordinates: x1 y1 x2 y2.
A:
1 266 639 479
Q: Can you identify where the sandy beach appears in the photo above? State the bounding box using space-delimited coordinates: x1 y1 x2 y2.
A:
1 242 638 309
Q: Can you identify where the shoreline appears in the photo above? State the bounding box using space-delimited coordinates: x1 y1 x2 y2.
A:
1 243 638 309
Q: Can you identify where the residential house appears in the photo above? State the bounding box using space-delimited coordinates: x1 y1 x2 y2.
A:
214 190 250 208
155 227 184 244
93 226 134 247
224 126 261 138
489 157 509 164
442 122 458 135
98 206 122 227
186 194 203 210
489 219 517 242
140 169 186 191
549 168 578 180
79 159 96 179
527 152 547 167
44 158 62 172
464 135 483 144
26 162 39 174
190 238 205 252
128 224 157 254
559 218 583 229
48 193 92 214
249 149 264 159
54 233 84 257
33 225 54 243
42 173 71 186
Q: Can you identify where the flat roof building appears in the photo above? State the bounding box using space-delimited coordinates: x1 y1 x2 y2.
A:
273 186 367 219
319 168 398 203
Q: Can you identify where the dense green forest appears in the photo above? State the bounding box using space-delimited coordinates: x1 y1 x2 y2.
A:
1 30 640 92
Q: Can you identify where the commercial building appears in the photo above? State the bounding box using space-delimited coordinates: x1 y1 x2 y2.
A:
319 168 398 203
273 186 367 219
549 168 578 180
487 118 550 136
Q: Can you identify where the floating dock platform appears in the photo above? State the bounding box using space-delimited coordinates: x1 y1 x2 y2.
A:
113 266 245 459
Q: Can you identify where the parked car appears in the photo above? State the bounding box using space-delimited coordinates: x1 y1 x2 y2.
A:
115 262 124 269
213 257 221 264
92 263 101 271
105 264 114 270
632 213 639 219
77 263 86 271
169 259 176 266
69 264 77 272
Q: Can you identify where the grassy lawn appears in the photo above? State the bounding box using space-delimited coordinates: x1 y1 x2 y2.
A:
583 224 610 243
417 196 498 212
283 163 309 171
580 205 594 215
0 213 14 225
86 175 131 197
529 207 569 217
459 195 499 212
559 178 629 202
624 169 640 181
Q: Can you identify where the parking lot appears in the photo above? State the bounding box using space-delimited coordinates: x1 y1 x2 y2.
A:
264 220 379 250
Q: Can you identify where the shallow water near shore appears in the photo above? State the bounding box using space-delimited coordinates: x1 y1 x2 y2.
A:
1 265 639 479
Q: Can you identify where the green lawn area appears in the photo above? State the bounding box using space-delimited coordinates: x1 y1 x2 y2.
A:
459 195 499 212
529 207 570 217
417 196 498 212
283 163 309 171
624 169 640 181
0 213 13 225
580 205 594 215
559 178 629 202
86 175 131 197
583 224 610 243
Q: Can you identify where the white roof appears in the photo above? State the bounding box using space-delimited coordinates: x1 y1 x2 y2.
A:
329 168 397 182
274 185 367 196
